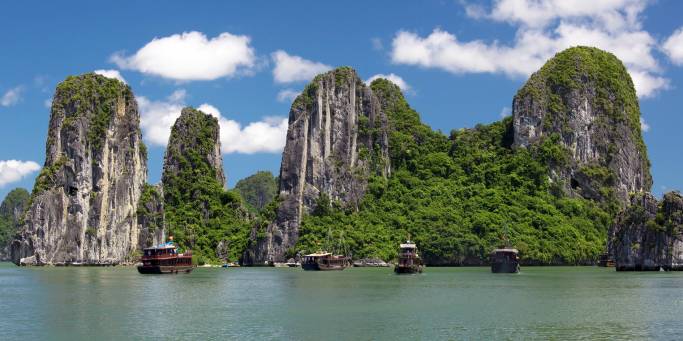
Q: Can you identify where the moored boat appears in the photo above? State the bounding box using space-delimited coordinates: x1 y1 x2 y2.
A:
302 252 350 271
137 241 194 274
490 248 520 273
597 252 615 267
394 240 423 274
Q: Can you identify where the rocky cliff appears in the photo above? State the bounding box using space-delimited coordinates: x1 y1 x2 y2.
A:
162 107 247 261
10 73 147 265
0 188 30 260
136 183 165 249
512 47 651 207
162 107 225 189
612 192 683 270
243 67 390 264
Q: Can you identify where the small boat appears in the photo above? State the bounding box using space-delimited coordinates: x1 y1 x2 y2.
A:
394 240 423 274
597 252 615 267
221 264 229 268
285 258 300 267
137 240 194 274
490 248 520 273
302 252 350 271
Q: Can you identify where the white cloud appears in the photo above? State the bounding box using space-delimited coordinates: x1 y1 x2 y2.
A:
366 73 411 91
138 90 187 146
392 1 668 98
271 50 331 83
276 89 300 103
198 104 288 154
94 69 127 84
43 98 52 108
0 160 40 187
138 91 287 154
640 116 650 132
663 27 683 65
1 86 23 107
111 31 256 81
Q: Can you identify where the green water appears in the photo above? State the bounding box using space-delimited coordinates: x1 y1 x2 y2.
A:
1 263 682 340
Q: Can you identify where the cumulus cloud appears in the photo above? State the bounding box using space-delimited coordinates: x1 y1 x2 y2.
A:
138 91 287 154
0 160 40 187
111 31 256 81
276 89 300 103
663 27 683 65
138 90 187 146
366 73 411 91
393 0 668 98
1 86 23 107
94 69 127 84
197 104 288 154
272 50 331 83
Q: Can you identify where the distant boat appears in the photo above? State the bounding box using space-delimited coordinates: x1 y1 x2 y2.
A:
597 252 615 267
394 240 423 274
137 240 194 274
285 258 300 267
490 248 520 273
301 252 350 271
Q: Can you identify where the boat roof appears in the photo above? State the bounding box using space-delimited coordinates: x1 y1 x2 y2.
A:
143 242 177 250
304 252 331 257
400 243 417 248
491 248 518 254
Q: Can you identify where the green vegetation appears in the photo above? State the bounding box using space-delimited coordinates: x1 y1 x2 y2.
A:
234 171 278 211
295 79 612 265
163 108 251 263
0 188 30 252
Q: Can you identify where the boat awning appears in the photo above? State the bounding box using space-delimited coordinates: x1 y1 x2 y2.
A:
304 252 331 257
400 244 417 248
491 248 519 254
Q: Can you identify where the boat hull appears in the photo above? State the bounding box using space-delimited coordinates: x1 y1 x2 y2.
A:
491 262 520 273
394 265 423 274
137 265 195 274
301 263 348 271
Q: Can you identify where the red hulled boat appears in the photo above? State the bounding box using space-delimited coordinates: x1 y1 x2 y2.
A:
137 240 194 274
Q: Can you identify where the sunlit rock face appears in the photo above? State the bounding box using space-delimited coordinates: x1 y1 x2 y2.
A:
512 47 651 206
11 73 147 265
243 67 390 264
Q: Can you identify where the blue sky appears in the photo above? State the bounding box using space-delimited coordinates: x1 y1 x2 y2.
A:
1 0 682 200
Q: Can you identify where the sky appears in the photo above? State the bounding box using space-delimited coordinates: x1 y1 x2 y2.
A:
1 0 682 200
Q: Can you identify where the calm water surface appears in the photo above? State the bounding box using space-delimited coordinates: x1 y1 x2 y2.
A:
1 263 682 340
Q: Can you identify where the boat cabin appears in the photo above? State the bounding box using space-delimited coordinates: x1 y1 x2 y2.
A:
302 251 349 271
490 248 520 273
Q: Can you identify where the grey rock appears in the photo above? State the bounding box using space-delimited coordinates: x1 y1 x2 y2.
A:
512 47 651 205
11 73 147 265
243 67 390 264
137 184 165 249
612 192 683 270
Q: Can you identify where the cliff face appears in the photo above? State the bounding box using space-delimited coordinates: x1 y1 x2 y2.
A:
162 107 247 260
244 67 390 264
162 107 225 189
136 184 165 249
0 188 30 260
612 192 683 271
11 73 147 265
512 47 651 206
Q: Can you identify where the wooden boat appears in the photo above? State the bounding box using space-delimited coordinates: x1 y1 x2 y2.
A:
598 252 615 267
137 241 194 274
302 252 350 271
490 248 520 273
394 241 423 274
